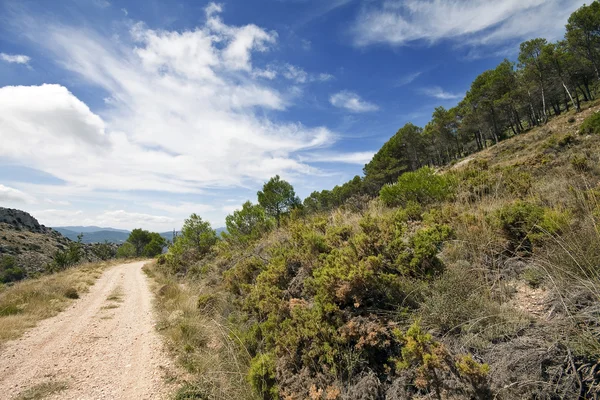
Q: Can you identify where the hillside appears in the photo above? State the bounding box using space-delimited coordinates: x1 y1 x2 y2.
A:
148 103 600 400
0 208 118 282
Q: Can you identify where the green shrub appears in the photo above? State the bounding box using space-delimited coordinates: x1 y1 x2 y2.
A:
579 112 600 135
91 242 116 260
248 352 278 399
116 242 136 258
380 167 455 207
406 224 453 278
492 201 545 252
197 293 218 312
0 255 25 283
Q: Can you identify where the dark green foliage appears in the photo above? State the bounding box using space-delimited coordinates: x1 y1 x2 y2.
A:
225 201 273 243
91 241 116 260
492 201 544 252
247 352 278 399
143 233 167 257
364 123 424 193
179 214 217 255
116 242 136 258
257 175 301 226
124 228 166 257
52 234 84 269
580 112 600 135
380 167 455 207
303 175 366 213
0 255 25 283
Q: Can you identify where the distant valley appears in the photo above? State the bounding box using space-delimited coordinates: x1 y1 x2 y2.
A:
53 226 227 243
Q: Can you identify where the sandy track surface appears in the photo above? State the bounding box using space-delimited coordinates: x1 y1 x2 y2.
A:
0 260 172 400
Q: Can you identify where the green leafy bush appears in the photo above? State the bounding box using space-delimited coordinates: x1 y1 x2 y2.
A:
0 255 25 283
116 242 136 258
380 167 455 207
579 111 600 135
52 235 84 269
492 201 545 252
247 352 278 399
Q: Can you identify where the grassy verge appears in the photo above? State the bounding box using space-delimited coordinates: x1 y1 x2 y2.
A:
143 262 254 400
0 260 116 344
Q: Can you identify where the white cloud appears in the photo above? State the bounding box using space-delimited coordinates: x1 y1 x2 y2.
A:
32 208 176 231
0 53 30 64
396 71 422 86
221 204 241 214
283 64 308 83
3 4 343 196
418 86 462 100
280 64 333 83
353 0 586 47
92 0 111 8
301 151 375 165
253 67 278 79
0 184 35 204
330 91 379 112
317 73 334 82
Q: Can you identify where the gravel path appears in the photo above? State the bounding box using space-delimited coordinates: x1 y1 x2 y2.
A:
0 260 172 400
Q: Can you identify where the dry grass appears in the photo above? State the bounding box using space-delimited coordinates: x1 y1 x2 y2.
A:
15 380 68 400
106 286 124 302
0 261 115 344
144 261 255 400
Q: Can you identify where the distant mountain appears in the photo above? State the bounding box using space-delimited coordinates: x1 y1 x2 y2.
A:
53 228 126 243
57 226 130 234
159 231 179 242
50 225 227 244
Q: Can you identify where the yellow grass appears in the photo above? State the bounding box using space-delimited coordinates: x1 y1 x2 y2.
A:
0 261 116 344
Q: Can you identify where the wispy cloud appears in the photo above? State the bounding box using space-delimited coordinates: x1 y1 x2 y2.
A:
0 184 35 204
0 52 30 64
396 71 422 86
353 0 586 48
330 91 379 112
418 86 462 100
300 151 375 165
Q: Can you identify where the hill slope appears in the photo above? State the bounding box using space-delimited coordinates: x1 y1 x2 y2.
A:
0 209 118 281
149 103 600 399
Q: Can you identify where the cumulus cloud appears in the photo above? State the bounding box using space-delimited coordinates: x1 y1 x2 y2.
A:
330 91 379 112
0 53 30 64
353 0 586 47
1 3 364 197
418 86 462 100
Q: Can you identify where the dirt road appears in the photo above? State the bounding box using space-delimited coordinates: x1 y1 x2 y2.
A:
0 260 172 399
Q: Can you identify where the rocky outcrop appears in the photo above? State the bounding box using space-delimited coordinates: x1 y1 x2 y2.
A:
0 208 115 277
0 207 52 234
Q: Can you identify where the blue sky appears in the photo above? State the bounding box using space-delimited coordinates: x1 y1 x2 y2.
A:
0 0 584 231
